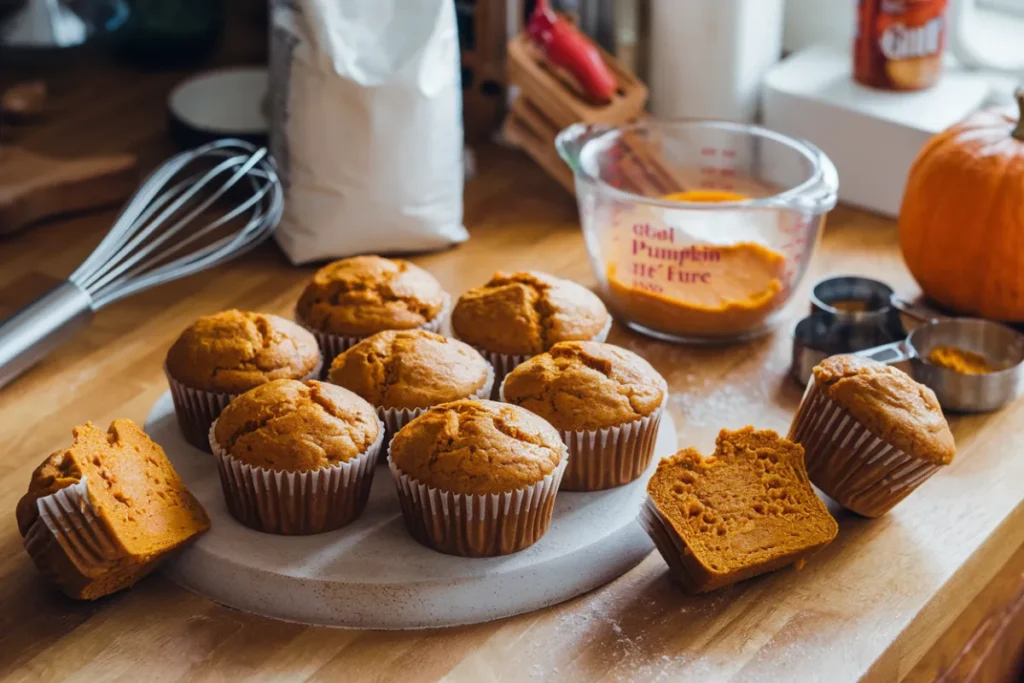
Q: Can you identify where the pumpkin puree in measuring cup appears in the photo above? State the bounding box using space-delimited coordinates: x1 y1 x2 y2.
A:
603 190 789 338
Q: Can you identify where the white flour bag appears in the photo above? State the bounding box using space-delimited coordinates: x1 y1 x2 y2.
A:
270 0 468 264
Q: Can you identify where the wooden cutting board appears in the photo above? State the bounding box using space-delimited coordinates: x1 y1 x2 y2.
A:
0 145 137 235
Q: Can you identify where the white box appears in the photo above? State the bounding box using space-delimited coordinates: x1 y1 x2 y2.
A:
762 44 992 217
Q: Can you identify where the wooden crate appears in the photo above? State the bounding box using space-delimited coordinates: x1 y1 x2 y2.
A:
506 31 647 128
459 0 510 142
502 96 575 193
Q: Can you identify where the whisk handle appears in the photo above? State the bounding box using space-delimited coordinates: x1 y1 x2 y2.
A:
0 282 94 390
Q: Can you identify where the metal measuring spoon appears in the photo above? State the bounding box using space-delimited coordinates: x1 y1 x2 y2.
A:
790 276 908 385
856 298 1024 413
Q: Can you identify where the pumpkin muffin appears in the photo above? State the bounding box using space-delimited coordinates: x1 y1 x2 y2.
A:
295 255 449 364
641 427 837 593
788 354 956 517
501 341 667 490
388 399 567 556
327 329 493 442
210 379 384 535
450 271 611 395
16 419 210 600
164 310 322 451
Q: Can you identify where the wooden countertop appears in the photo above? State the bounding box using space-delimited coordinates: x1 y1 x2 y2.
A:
1 48 1023 683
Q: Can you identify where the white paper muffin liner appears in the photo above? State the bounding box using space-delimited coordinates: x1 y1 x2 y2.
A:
499 381 665 491
458 313 613 399
165 358 323 452
387 450 568 557
375 363 495 451
295 294 451 374
209 415 385 535
788 378 944 518
21 478 168 599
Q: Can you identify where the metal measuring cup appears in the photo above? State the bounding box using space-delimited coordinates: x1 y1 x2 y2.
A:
790 276 908 385
856 299 1024 413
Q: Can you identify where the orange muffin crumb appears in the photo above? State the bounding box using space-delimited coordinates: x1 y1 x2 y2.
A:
16 420 210 600
645 427 837 593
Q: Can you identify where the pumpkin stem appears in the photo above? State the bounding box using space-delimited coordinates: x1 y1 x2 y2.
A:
1014 88 1024 141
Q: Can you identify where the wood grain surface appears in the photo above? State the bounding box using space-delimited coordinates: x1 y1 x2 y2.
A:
1 22 1023 683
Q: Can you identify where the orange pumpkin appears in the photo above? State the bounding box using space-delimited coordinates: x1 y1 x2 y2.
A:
898 89 1024 321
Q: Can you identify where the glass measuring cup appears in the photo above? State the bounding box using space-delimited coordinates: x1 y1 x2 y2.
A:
555 120 839 343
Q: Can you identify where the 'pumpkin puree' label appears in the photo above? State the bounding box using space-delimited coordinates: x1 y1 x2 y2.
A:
605 221 787 337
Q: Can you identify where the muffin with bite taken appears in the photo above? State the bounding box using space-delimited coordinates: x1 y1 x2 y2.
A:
17 419 209 600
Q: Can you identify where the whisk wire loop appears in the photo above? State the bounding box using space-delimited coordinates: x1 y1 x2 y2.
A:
69 139 282 310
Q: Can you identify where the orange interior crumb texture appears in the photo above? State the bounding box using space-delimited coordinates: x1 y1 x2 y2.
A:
17 420 210 600
647 427 838 593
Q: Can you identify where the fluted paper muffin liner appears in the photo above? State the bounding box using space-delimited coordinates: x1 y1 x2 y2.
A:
387 451 568 557
209 416 385 535
638 496 700 590
376 363 495 452
295 295 451 374
22 478 119 583
21 478 169 598
788 378 944 518
165 358 323 452
459 314 613 399
499 382 665 491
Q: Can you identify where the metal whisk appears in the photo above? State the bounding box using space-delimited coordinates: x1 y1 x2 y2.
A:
0 139 283 389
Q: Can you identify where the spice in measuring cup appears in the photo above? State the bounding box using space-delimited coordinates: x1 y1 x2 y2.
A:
926 345 1002 374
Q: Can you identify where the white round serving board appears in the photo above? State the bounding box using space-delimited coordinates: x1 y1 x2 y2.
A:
145 391 677 629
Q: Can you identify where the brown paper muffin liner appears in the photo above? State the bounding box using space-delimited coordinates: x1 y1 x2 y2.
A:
209 416 385 535
460 314 613 399
638 496 702 591
387 451 568 557
499 383 665 491
295 295 451 374
788 378 943 518
376 363 495 454
165 358 323 453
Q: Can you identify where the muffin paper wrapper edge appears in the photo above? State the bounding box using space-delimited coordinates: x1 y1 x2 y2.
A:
787 378 943 518
22 478 124 592
209 415 385 535
165 358 323 452
387 450 568 557
499 380 666 491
